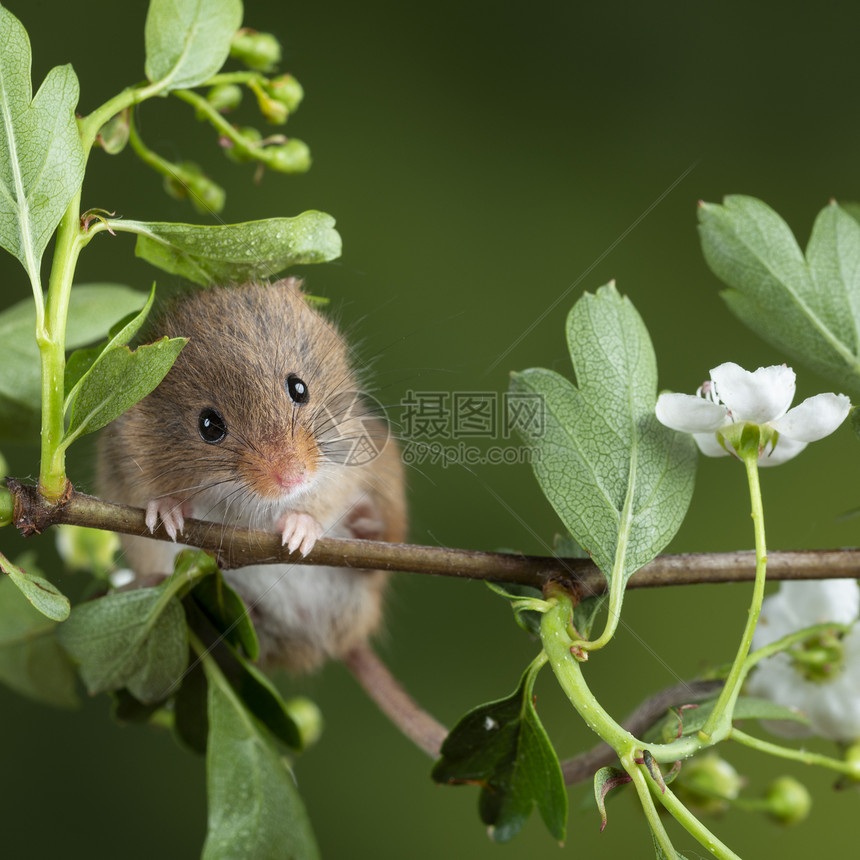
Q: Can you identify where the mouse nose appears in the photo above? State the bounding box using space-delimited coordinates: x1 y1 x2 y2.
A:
273 467 306 493
242 444 316 499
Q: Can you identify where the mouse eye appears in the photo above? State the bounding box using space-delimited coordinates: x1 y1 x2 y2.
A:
286 374 310 405
198 408 227 443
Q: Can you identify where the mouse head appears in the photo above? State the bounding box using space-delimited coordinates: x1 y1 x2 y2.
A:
128 278 373 507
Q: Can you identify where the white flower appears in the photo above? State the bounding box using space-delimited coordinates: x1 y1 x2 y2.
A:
747 579 860 742
655 362 850 465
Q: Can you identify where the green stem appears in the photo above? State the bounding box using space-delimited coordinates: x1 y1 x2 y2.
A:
541 594 743 854
37 79 171 499
126 107 185 182
172 88 266 158
38 191 86 499
725 796 771 813
77 78 186 153
576 570 624 650
625 756 679 858
541 597 713 762
653 780 742 860
730 728 860 776
701 452 767 739
739 621 850 687
203 71 265 87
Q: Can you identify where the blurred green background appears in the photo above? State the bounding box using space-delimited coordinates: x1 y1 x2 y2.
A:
2 0 860 857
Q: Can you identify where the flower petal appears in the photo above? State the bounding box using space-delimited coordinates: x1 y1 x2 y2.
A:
767 580 859 627
693 431 730 458
770 393 851 442
807 678 860 742
710 362 796 423
758 435 806 466
655 392 728 433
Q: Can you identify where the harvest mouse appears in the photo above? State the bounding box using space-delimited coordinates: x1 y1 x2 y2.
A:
98 278 407 672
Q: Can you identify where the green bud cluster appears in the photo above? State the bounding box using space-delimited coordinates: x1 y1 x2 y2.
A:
230 28 282 72
206 83 243 113
163 161 226 214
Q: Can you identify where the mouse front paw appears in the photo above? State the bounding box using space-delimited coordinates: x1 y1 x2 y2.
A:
277 511 323 556
145 497 191 541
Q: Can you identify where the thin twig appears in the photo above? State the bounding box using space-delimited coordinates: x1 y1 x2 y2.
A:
9 480 860 591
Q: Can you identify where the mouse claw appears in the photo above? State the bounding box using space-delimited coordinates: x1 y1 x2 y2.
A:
278 512 323 557
145 497 188 541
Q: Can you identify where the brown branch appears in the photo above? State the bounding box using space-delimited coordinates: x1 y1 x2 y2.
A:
5 480 811 783
9 479 860 591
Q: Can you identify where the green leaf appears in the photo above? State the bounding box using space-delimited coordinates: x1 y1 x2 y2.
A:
0 284 148 441
144 0 243 93
644 695 808 744
191 569 259 660
0 551 70 621
57 582 188 704
202 657 320 860
123 212 342 286
509 283 697 591
64 335 186 441
553 532 588 559
432 656 567 843
64 284 158 411
485 581 545 637
63 345 102 397
185 597 301 750
851 405 860 442
593 766 630 832
0 6 85 281
699 197 860 397
112 688 166 724
174 652 209 754
0 573 77 707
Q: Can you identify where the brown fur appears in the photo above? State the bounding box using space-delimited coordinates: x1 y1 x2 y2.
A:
99 278 406 672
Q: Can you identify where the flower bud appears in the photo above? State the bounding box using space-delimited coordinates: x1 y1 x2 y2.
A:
764 776 811 825
262 139 311 174
257 93 289 125
163 162 226 214
55 524 120 579
230 29 282 72
844 741 860 781
284 696 324 748
222 127 263 163
187 174 226 215
266 74 304 113
206 83 243 113
675 754 742 815
96 109 130 154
